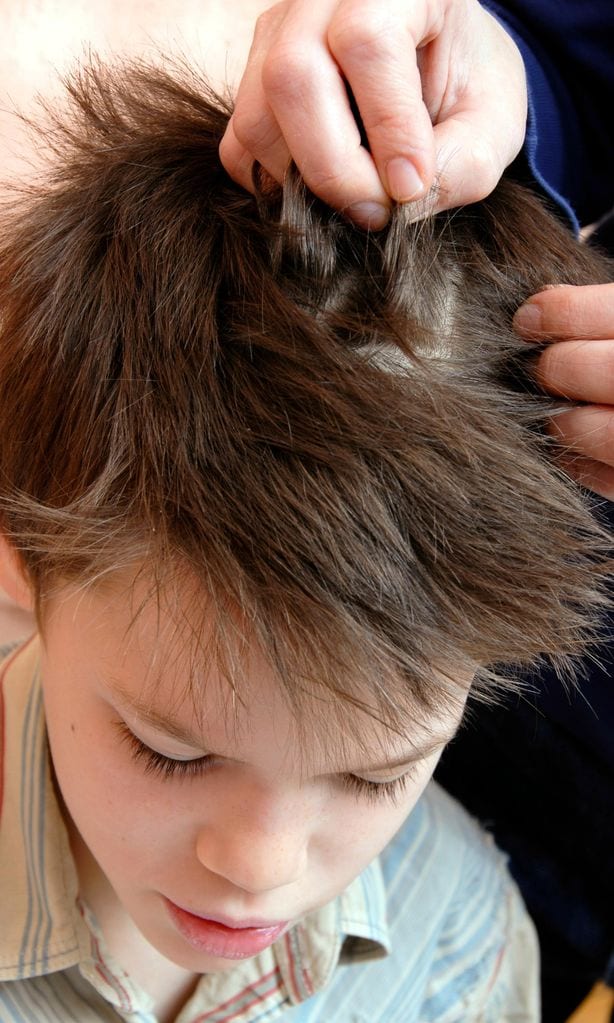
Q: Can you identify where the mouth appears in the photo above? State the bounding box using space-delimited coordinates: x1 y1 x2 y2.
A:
165 899 289 959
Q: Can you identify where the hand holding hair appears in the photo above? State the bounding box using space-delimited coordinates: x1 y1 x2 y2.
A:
219 0 528 228
514 283 614 500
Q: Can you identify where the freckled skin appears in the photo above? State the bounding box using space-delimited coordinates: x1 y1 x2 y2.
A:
38 570 463 979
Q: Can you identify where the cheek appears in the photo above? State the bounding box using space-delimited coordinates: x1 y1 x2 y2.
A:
334 752 441 872
326 783 427 878
42 675 178 863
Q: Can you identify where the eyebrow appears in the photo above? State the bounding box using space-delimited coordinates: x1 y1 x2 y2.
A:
107 677 458 773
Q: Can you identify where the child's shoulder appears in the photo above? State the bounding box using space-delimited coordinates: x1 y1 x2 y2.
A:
293 784 538 1022
0 635 41 758
0 639 23 661
373 783 537 1022
0 634 39 689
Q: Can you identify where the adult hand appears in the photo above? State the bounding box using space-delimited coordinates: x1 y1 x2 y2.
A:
514 284 614 500
219 0 527 228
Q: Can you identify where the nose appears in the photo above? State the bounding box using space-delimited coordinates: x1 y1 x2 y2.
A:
195 801 310 895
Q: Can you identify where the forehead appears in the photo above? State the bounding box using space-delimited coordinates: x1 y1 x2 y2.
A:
43 565 467 770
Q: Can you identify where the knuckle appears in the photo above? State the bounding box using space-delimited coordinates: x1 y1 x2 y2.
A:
460 141 501 204
305 166 345 195
594 282 614 321
468 139 500 189
217 131 233 167
539 344 568 387
231 105 277 153
571 409 614 462
540 341 583 390
328 8 397 62
261 44 313 100
300 161 350 202
218 135 253 188
544 288 578 334
368 107 416 142
254 3 286 37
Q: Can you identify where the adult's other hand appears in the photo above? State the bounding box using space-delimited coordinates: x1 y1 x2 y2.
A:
220 0 527 228
514 283 614 500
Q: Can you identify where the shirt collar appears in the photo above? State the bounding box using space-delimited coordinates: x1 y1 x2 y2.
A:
0 637 89 981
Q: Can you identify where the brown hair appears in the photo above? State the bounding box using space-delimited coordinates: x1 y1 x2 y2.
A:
0 58 611 725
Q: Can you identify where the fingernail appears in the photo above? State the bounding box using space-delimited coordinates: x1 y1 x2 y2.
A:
513 301 543 337
347 202 390 230
385 158 424 202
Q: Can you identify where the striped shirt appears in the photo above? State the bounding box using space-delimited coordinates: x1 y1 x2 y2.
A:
0 638 539 1022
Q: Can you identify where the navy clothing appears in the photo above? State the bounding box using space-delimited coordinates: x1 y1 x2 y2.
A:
437 5 614 1021
485 0 614 231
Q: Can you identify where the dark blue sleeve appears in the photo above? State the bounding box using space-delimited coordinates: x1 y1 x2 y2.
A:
483 1 614 231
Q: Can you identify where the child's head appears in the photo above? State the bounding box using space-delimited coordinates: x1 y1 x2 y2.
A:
0 59 611 969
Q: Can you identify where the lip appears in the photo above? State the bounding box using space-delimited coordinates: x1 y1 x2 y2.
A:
165 899 289 960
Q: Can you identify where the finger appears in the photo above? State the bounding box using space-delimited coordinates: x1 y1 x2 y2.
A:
534 339 614 404
549 405 614 469
254 0 392 224
514 283 614 341
218 119 264 193
430 115 512 212
429 69 526 213
554 451 614 502
326 0 435 202
427 7 527 214
222 103 291 189
220 6 293 188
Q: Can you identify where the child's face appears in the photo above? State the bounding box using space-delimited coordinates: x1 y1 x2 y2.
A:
39 571 466 973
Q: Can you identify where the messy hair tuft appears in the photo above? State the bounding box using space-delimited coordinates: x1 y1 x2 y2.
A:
0 57 611 725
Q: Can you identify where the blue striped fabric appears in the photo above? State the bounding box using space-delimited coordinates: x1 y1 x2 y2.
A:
0 641 539 1022
287 786 539 1023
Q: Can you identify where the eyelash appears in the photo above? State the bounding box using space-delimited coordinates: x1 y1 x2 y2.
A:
341 771 413 805
116 722 215 780
116 723 416 803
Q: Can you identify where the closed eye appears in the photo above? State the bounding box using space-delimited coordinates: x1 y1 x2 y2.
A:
116 720 420 801
115 721 214 780
341 769 416 805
